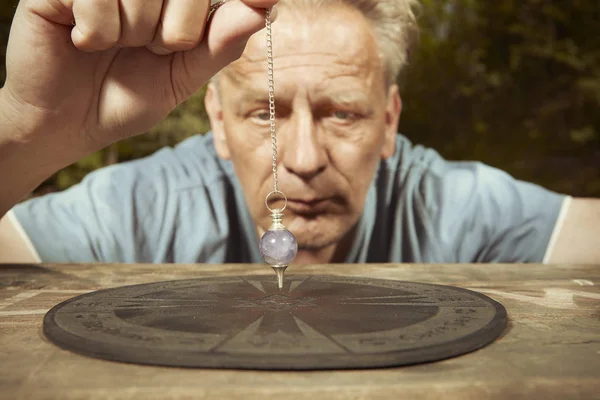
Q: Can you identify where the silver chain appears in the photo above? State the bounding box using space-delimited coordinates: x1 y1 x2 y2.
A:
209 3 278 193
208 0 226 15
265 8 278 193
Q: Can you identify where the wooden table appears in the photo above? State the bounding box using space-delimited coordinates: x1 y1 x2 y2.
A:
0 263 599 399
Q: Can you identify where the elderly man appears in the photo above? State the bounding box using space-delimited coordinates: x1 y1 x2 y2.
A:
0 0 598 264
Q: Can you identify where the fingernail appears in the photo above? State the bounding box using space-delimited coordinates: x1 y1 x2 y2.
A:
148 45 173 55
269 5 279 21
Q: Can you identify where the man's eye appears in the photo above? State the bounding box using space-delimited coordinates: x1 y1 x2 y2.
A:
251 111 270 121
332 110 356 120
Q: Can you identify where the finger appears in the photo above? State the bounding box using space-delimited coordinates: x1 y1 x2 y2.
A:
149 0 210 54
71 0 121 51
169 0 273 102
118 0 164 47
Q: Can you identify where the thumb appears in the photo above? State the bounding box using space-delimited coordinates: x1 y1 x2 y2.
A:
171 0 276 101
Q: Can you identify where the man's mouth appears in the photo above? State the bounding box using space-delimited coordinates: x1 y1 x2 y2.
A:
286 198 332 214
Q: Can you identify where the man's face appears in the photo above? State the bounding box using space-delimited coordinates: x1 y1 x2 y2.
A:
206 5 401 256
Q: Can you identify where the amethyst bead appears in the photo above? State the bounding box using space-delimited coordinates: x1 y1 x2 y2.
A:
259 229 298 265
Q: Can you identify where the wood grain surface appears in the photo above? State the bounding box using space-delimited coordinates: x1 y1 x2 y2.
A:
0 263 599 400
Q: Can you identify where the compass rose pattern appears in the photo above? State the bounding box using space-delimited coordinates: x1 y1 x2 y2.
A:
44 275 507 369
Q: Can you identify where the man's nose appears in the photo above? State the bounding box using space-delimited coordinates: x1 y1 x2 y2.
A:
280 112 328 180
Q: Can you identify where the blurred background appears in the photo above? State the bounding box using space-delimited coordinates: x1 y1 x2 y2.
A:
1 0 599 197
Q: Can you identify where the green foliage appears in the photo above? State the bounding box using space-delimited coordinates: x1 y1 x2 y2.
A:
1 0 599 196
400 0 600 196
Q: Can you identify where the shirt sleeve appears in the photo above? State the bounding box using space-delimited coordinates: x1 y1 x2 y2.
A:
423 161 568 263
11 152 174 263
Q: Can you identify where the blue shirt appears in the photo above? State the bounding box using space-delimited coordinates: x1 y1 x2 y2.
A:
12 133 567 263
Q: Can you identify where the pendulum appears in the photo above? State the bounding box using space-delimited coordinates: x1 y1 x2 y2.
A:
260 193 297 289
258 8 298 289
209 2 297 288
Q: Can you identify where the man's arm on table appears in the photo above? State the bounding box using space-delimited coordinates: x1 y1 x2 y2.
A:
3 196 599 264
0 212 39 262
546 198 600 263
0 157 169 264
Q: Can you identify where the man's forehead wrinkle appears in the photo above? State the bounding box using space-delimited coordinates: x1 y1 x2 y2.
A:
233 55 373 79
224 62 380 105
240 11 376 64
227 6 384 92
319 90 370 104
238 51 350 64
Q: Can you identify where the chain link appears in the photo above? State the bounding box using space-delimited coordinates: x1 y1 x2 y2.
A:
208 0 227 15
209 0 279 200
210 3 279 195
265 8 278 193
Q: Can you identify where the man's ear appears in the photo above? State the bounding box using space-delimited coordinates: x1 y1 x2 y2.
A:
381 84 401 160
205 82 231 160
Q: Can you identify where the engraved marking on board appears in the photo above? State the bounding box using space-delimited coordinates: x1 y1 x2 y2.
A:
338 294 438 307
245 280 267 294
294 316 349 353
331 305 496 354
216 315 347 355
54 308 224 350
45 277 502 355
288 277 311 293
472 288 600 310
216 279 497 354
65 298 220 312
233 293 317 311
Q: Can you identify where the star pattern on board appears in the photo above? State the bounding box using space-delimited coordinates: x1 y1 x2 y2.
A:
44 275 506 368
106 276 452 354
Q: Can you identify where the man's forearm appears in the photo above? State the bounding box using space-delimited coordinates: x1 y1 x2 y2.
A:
0 141 54 217
548 198 600 263
0 89 73 216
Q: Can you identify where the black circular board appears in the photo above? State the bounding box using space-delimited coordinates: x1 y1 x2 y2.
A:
43 275 507 370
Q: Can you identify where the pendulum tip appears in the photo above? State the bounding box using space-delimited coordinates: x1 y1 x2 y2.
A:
272 265 287 289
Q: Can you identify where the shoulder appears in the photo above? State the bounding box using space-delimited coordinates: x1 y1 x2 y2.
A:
11 133 236 263
384 135 558 212
384 135 566 262
382 134 458 210
104 133 229 189
14 133 232 226
382 134 564 228
73 133 232 203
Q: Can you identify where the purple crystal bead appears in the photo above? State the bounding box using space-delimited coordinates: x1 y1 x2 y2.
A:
259 229 298 265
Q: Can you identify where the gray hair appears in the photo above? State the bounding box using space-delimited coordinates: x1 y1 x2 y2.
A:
279 0 420 86
213 0 420 87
